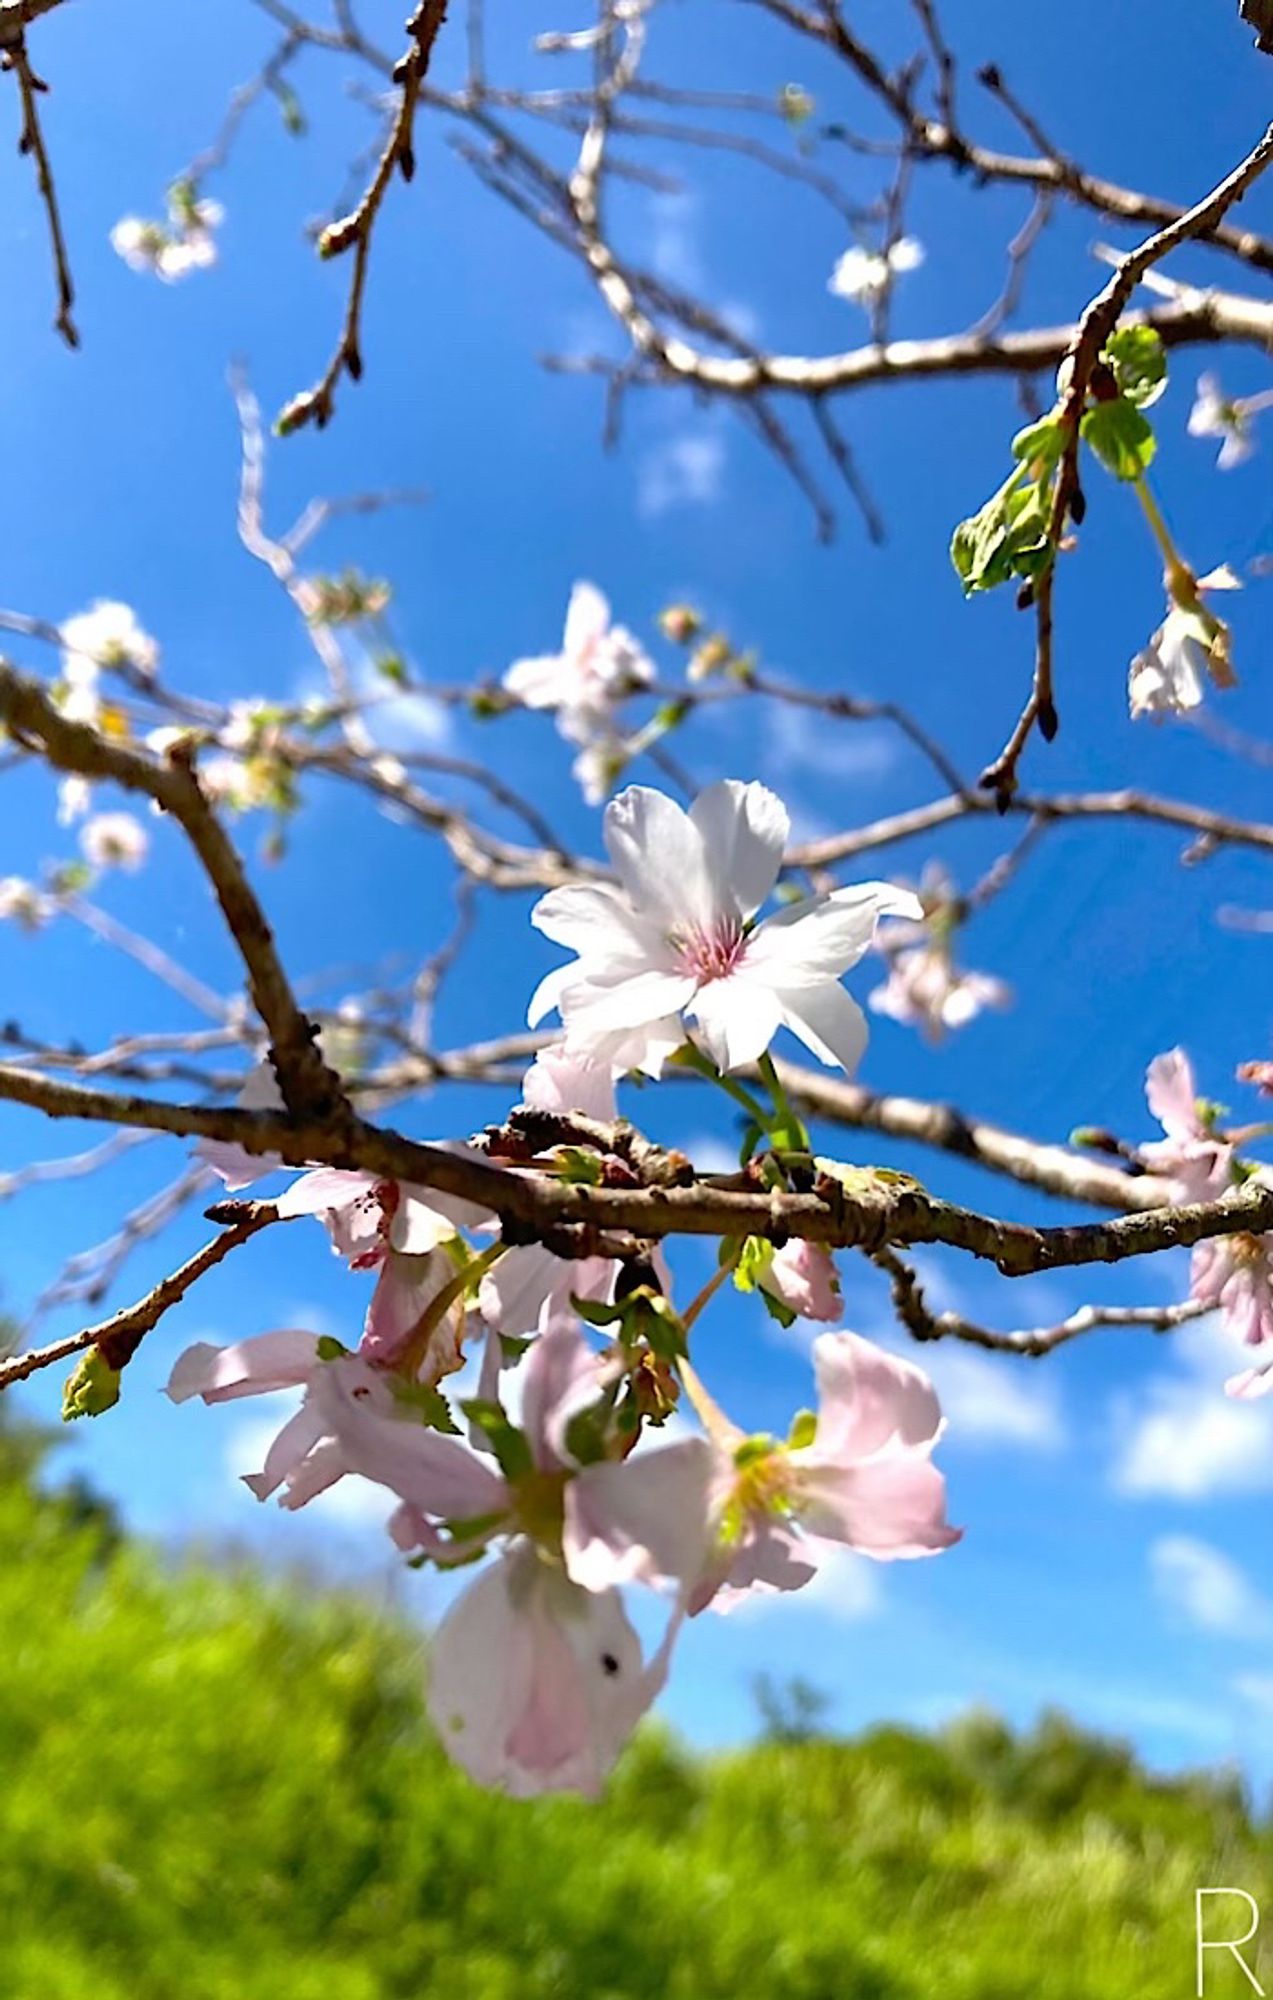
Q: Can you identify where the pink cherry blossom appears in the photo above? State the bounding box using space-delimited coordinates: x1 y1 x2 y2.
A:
690 1331 959 1614
869 945 1010 1041
427 1541 670 1798
503 582 653 743
757 1238 843 1323
529 780 921 1076
1141 1047 1232 1201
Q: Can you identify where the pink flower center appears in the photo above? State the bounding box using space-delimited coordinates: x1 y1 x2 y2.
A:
674 917 746 984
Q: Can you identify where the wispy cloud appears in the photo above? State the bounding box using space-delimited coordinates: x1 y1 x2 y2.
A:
638 431 726 516
763 700 902 783
920 1344 1066 1452
1151 1535 1273 1639
1110 1323 1273 1498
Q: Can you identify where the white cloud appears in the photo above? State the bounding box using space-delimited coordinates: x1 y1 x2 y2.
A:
648 190 704 291
1151 1535 1273 1639
764 700 901 783
1234 1672 1273 1715
678 1131 740 1176
638 432 725 516
920 1345 1066 1452
1110 1322 1273 1498
223 1394 401 1537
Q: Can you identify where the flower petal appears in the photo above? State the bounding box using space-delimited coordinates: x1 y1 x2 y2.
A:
688 779 787 920
774 980 869 1073
807 1331 944 1458
165 1328 321 1404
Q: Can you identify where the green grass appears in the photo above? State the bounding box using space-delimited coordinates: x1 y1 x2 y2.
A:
1 1424 1266 1999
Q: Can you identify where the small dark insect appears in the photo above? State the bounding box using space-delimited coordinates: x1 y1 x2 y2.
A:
600 1652 621 1677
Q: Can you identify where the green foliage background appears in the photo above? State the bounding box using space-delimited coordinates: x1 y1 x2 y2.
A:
3 1423 1267 1999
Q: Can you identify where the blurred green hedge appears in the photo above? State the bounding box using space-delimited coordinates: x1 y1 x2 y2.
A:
1 1423 1266 1999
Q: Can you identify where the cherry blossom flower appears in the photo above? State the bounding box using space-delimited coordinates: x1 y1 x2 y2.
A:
166 1332 385 1505
274 1166 487 1373
504 582 653 742
0 877 53 929
478 1048 635 1338
748 1238 842 1323
1129 567 1241 719
828 236 923 305
1140 1047 1232 1201
529 779 921 1076
61 600 159 683
1189 1181 1273 1395
870 945 1010 1041
427 1541 671 1798
689 1332 959 1614
111 192 223 282
80 811 149 872
1188 373 1273 470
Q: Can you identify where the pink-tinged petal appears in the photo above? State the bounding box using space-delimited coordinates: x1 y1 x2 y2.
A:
522 1045 616 1122
308 1361 509 1521
427 1544 653 1798
692 1516 819 1615
503 653 571 708
1226 1357 1273 1399
688 973 782 1073
1146 1048 1201 1142
391 1160 491 1251
242 1401 328 1501
773 979 869 1073
564 1437 713 1592
272 1436 349 1510
165 1328 321 1404
521 1321 607 1471
748 883 923 981
688 780 787 921
762 1240 842 1322
194 1136 282 1191
361 1250 465 1381
796 1453 960 1558
562 580 611 658
807 1332 944 1459
479 1245 616 1339
604 785 716 932
274 1168 376 1219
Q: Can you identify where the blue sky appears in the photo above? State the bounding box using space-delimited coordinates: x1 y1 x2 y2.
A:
2 0 1273 1791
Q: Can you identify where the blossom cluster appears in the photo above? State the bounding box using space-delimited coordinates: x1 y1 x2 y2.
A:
172 777 960 1795
1141 1046 1273 1396
503 582 655 805
111 185 224 283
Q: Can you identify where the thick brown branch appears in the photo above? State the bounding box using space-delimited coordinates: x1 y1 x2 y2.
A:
0 1061 1268 1275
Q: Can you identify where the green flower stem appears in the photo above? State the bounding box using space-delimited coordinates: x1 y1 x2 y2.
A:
1132 475 1191 597
675 1042 772 1130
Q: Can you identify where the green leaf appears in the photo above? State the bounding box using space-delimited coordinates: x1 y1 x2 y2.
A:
315 1335 348 1362
62 1349 121 1421
1103 326 1167 409
392 1380 461 1436
951 475 1054 596
459 1400 533 1480
1010 416 1065 470
553 1146 604 1186
1080 397 1156 480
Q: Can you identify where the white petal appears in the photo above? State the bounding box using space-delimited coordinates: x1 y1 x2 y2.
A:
688 780 787 920
747 882 923 980
688 973 782 1073
775 981 869 1072
564 1437 713 1592
503 654 570 708
166 1328 320 1404
562 581 611 659
559 968 699 1040
604 786 716 932
530 881 655 961
522 1045 617 1121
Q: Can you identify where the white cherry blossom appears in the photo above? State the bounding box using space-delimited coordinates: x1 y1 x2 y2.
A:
80 811 149 872
829 235 923 304
528 779 921 1075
